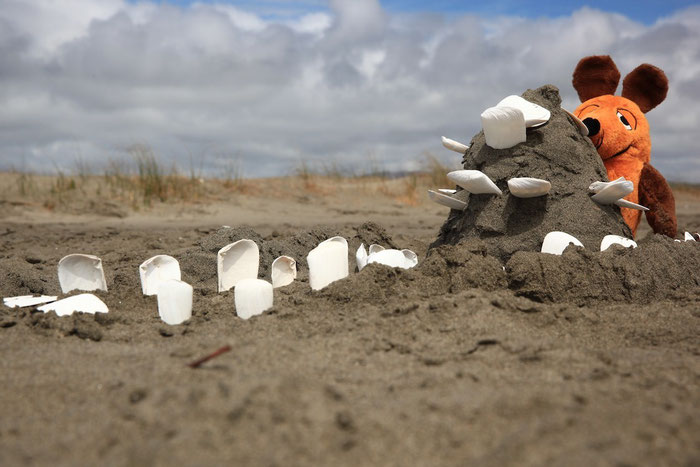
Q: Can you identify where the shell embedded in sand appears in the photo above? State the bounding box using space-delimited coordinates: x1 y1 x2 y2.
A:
428 190 468 210
441 136 469 154
271 256 297 288
217 239 259 292
369 244 385 255
589 177 634 204
3 295 58 308
307 236 349 290
235 278 273 320
366 248 418 269
139 255 181 296
541 231 584 255
58 254 108 294
497 95 551 127
563 108 589 136
614 199 649 211
685 232 697 242
157 279 193 325
481 106 526 149
37 293 108 317
600 235 638 251
356 244 368 271
447 170 502 195
507 177 551 198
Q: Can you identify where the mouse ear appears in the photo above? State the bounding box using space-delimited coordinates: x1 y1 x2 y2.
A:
572 55 621 102
622 64 668 113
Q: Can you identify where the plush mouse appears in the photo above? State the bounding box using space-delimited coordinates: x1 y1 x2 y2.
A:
572 55 677 238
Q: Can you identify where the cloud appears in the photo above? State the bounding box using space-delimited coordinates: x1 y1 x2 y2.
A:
0 1 699 181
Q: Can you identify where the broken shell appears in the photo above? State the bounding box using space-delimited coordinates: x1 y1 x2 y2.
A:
481 106 526 149
685 232 696 242
367 248 418 269
3 295 58 308
234 278 273 320
507 177 551 198
139 255 181 296
271 256 297 288
37 293 108 317
58 254 108 294
307 236 349 291
356 244 368 272
541 231 584 255
588 177 626 193
157 279 193 325
441 136 469 154
438 188 457 195
217 239 259 292
428 190 467 210
496 95 551 127
590 178 634 204
563 108 589 136
614 199 649 211
447 170 502 195
601 235 638 251
369 244 385 255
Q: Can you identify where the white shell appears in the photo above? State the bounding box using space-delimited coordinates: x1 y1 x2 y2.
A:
58 254 108 294
157 279 193 325
217 239 259 292
369 244 385 255
563 108 589 136
614 199 649 211
37 293 108 317
507 177 551 198
601 235 638 251
367 249 418 269
481 106 526 149
447 170 502 195
497 95 551 127
685 232 696 242
139 255 181 296
356 244 368 271
541 231 584 255
590 178 634 204
3 295 57 308
438 188 457 195
235 278 273 320
307 236 349 291
428 190 467 210
271 256 297 288
441 136 469 154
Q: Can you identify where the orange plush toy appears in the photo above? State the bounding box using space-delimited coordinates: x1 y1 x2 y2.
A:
572 55 677 238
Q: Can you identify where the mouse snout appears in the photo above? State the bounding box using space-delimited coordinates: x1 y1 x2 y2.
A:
583 118 600 137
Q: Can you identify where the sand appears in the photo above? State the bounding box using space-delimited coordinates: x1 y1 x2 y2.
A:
1 166 699 464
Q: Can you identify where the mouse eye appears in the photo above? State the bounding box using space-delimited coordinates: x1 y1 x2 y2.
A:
617 111 632 130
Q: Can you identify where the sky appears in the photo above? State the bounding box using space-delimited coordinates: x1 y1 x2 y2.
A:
1 0 699 181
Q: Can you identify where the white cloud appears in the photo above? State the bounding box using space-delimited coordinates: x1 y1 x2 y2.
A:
0 2 699 181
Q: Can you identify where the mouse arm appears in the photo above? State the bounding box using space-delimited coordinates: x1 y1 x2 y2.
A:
638 163 677 238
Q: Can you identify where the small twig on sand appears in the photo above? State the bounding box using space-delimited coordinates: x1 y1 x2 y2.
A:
188 345 231 369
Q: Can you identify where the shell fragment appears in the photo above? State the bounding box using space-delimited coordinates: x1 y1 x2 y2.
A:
685 232 697 242
497 95 551 128
507 177 551 198
157 279 193 325
428 190 467 210
441 136 469 154
589 177 634 205
271 256 297 288
139 255 181 296
356 244 368 271
58 254 108 294
600 235 638 251
307 236 349 291
235 278 273 320
3 295 58 308
367 248 418 269
447 170 502 195
614 199 649 211
541 231 584 255
217 239 260 292
481 106 526 149
563 108 589 136
37 293 108 317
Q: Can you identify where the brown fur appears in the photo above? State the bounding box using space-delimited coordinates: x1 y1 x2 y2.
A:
572 55 676 238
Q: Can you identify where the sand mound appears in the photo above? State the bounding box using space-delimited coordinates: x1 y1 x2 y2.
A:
432 85 633 262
